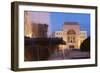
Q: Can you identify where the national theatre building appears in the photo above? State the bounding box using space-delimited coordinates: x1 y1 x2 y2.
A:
53 22 87 50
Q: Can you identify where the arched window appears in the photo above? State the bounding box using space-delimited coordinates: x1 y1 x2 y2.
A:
67 29 76 35
67 29 76 43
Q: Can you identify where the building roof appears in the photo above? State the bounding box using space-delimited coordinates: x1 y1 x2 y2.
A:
64 22 79 25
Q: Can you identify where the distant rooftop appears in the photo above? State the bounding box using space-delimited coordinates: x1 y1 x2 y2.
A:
31 22 48 27
64 22 79 25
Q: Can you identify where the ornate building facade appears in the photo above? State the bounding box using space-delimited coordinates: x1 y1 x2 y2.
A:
54 22 87 49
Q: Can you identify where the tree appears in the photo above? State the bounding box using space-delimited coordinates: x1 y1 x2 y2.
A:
80 37 90 52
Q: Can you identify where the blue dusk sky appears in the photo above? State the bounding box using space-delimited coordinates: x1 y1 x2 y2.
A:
49 12 90 37
29 11 90 37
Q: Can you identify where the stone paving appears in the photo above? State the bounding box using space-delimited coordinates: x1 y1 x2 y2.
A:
48 49 90 60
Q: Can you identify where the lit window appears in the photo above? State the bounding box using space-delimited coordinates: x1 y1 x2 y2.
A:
67 29 76 43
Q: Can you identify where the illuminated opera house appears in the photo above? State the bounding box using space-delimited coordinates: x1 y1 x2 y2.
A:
53 22 87 50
